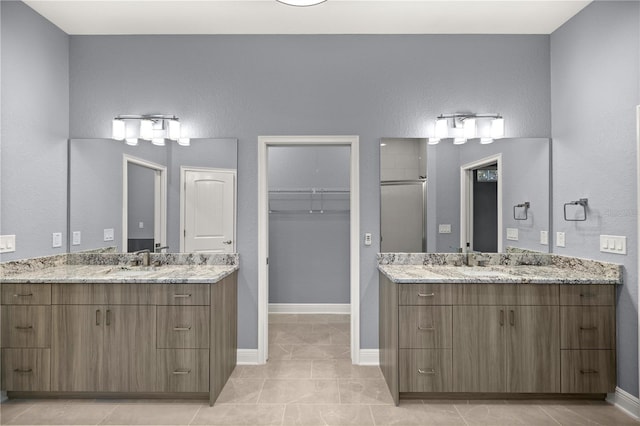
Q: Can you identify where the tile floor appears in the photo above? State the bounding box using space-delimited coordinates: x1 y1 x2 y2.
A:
0 313 638 425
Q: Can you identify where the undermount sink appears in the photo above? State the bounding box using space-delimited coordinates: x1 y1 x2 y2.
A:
460 269 509 277
106 267 157 276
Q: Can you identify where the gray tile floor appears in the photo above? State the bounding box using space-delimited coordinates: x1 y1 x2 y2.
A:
0 313 638 425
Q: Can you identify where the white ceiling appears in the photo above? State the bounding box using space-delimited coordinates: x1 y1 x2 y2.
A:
23 0 592 35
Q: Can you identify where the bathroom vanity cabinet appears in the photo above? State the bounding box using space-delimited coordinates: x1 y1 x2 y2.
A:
379 273 616 404
1 271 237 405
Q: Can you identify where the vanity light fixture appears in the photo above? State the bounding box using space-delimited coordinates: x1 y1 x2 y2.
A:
111 114 190 147
276 0 327 6
433 113 505 145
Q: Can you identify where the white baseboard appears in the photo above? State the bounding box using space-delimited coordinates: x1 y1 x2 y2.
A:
237 349 259 365
607 387 640 419
269 303 350 314
358 349 380 366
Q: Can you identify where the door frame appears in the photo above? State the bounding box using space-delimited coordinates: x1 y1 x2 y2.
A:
122 155 167 253
180 166 237 253
460 153 503 253
258 135 360 365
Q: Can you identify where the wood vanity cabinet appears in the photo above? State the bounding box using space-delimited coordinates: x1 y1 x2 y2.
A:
1 284 52 391
379 274 616 405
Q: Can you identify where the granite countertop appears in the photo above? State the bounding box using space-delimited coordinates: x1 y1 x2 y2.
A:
378 264 621 285
1 264 238 284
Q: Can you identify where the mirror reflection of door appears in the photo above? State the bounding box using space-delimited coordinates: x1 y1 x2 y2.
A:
127 163 156 252
472 166 498 252
181 168 236 253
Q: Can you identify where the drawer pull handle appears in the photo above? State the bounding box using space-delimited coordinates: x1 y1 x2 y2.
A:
509 310 515 326
15 325 33 330
579 326 598 331
96 310 101 326
580 293 597 298
580 369 599 374
418 368 436 375
173 294 192 298
106 310 111 326
173 326 192 331
13 293 33 297
500 309 504 326
172 369 192 375
417 326 435 331
13 368 33 373
418 293 435 298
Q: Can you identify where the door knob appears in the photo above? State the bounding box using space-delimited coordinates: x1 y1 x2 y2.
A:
222 240 232 245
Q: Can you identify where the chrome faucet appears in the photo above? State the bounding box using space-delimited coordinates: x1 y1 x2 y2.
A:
467 251 489 267
154 245 170 253
133 249 151 267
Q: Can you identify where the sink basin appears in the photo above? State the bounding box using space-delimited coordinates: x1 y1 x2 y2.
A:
460 269 508 277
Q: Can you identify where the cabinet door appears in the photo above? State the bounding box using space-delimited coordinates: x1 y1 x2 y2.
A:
452 306 506 392
51 305 105 391
506 306 560 392
103 306 157 392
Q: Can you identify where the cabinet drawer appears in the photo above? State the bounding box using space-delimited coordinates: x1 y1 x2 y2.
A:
1 306 51 348
399 306 452 349
399 284 452 306
52 284 154 305
561 350 615 393
1 284 51 305
157 306 209 348
452 284 558 305
154 284 210 306
561 307 615 349
399 349 452 392
1 348 50 391
156 349 209 392
560 285 614 306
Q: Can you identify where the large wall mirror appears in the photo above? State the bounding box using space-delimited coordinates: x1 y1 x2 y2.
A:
69 138 237 253
380 137 551 253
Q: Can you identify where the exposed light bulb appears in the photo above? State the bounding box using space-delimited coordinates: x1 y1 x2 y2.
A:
276 0 326 6
435 118 448 139
453 138 467 145
112 119 125 140
177 138 191 147
427 138 440 145
463 118 476 139
491 118 505 139
140 119 154 140
151 137 166 146
168 119 181 140
125 138 138 146
480 138 494 144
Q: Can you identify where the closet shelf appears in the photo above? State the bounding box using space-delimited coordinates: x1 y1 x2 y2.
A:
268 187 350 214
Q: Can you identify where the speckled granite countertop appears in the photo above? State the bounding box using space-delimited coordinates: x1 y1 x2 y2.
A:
377 253 622 285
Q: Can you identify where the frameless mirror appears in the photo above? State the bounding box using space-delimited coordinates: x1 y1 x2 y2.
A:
380 137 551 253
69 138 237 253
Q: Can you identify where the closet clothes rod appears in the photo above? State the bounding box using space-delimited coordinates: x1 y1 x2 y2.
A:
268 188 350 194
269 209 350 214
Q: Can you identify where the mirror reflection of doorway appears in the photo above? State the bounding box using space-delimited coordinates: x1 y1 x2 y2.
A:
472 166 498 252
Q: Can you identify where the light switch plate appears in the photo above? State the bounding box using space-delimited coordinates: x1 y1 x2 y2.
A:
438 224 451 234
540 231 548 245
600 235 626 255
506 228 519 241
104 228 114 242
0 235 16 253
72 231 81 246
52 232 63 248
364 232 372 246
556 232 566 247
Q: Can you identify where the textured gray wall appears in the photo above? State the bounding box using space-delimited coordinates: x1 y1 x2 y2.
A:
68 34 551 350
127 163 155 240
551 1 640 397
0 1 69 261
268 146 350 304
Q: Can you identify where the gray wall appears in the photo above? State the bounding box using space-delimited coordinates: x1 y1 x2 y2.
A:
268 146 350 304
68 34 551 349
127 163 155 240
0 1 69 261
551 1 640 397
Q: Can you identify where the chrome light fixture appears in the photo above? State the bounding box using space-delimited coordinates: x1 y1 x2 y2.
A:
111 114 190 147
432 113 505 145
276 0 327 6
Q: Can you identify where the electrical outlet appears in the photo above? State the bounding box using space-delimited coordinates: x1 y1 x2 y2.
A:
364 232 372 246
72 231 81 246
104 228 114 242
52 232 63 248
0 235 16 253
438 224 451 234
540 231 548 245
506 228 519 241
556 232 565 248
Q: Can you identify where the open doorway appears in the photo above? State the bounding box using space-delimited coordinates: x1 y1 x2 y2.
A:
258 136 360 365
460 154 503 253
122 155 167 253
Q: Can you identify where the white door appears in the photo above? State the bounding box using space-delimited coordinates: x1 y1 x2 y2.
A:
183 169 235 253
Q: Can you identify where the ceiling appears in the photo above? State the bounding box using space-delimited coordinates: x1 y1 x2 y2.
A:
23 0 592 35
